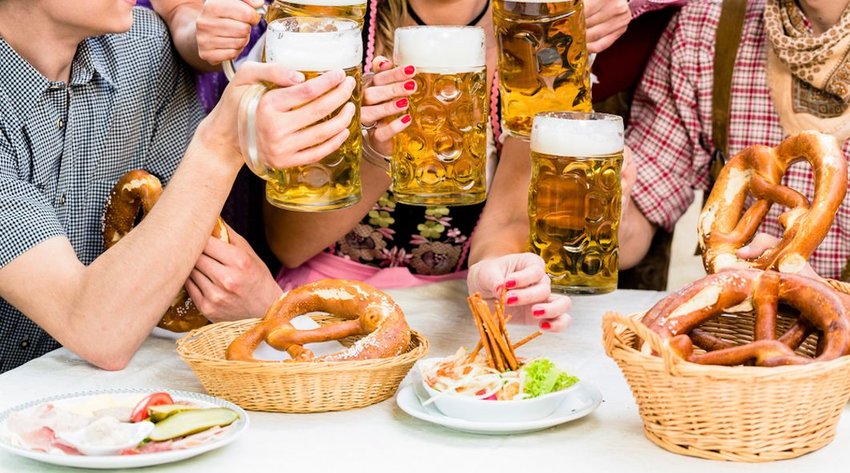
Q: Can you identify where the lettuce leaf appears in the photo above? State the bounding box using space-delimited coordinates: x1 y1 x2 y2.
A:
522 358 579 398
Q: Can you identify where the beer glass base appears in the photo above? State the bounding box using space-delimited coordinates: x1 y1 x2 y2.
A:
551 284 616 295
393 191 486 207
265 194 361 212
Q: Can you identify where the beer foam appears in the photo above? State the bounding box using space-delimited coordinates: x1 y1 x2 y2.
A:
266 18 362 71
531 113 624 156
393 26 485 73
286 0 366 4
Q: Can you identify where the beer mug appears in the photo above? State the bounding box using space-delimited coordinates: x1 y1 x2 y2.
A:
266 0 368 26
528 112 624 294
391 26 488 206
494 0 593 138
237 17 363 211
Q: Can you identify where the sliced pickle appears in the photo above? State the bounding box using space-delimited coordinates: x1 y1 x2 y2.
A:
147 404 200 423
148 408 239 442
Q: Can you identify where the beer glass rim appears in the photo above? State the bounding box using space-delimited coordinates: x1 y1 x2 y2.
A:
534 111 623 123
531 112 624 157
267 16 360 34
278 0 366 4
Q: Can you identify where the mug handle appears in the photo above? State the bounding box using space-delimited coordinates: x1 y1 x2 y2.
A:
238 83 272 178
223 3 269 81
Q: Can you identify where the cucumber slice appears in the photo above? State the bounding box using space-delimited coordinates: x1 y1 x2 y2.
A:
147 404 200 423
149 408 239 442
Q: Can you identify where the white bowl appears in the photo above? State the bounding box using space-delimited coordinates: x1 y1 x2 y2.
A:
419 360 577 423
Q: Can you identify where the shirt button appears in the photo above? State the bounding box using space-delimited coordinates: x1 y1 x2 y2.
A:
57 119 65 129
20 340 29 349
56 194 66 206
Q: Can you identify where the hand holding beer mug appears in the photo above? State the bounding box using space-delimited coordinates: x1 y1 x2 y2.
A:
196 0 266 66
392 26 489 206
235 17 364 211
359 56 417 158
529 112 624 294
494 0 593 138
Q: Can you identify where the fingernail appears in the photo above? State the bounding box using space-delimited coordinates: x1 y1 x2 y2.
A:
395 98 409 108
403 80 416 91
378 60 390 69
291 71 305 83
505 279 517 289
401 114 412 124
533 308 545 317
541 321 552 330
403 65 415 76
506 295 519 305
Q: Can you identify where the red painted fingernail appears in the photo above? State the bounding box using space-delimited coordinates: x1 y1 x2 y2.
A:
378 60 390 68
505 279 517 289
404 80 416 91
506 295 519 305
495 284 504 294
401 114 412 124
404 65 415 75
541 322 552 330
533 308 545 317
395 98 409 108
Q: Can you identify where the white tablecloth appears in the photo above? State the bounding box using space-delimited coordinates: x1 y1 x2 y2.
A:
1 280 849 472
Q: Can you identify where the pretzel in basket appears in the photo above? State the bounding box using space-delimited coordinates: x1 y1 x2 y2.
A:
641 269 850 366
698 131 847 274
226 279 411 362
102 170 229 332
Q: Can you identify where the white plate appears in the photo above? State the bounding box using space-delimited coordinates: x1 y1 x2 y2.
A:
0 388 249 469
396 381 603 435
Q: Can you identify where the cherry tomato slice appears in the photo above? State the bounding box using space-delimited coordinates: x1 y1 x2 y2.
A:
129 392 174 423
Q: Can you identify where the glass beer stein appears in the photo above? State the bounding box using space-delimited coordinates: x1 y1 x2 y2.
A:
528 112 624 294
494 0 593 138
237 17 363 211
391 26 489 206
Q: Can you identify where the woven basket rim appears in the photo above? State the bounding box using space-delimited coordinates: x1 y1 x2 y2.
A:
605 311 850 378
176 317 429 370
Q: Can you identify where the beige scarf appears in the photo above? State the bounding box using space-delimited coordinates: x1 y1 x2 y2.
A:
764 0 850 142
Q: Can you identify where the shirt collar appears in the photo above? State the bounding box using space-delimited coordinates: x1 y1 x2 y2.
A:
0 35 116 122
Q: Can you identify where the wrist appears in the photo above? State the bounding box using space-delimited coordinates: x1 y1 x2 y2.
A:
362 130 391 173
193 118 244 173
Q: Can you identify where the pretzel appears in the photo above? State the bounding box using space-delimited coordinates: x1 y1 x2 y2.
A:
102 170 229 332
225 279 411 362
698 131 847 274
641 269 850 366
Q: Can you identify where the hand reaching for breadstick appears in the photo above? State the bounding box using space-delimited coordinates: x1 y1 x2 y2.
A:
467 253 573 332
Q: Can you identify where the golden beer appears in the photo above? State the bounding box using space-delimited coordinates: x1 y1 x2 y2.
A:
259 17 363 211
494 0 592 138
528 112 623 294
392 26 488 206
266 0 368 26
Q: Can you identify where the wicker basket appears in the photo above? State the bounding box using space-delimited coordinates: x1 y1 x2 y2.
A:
176 316 429 413
602 310 850 462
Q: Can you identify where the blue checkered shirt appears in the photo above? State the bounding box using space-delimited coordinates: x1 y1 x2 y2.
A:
0 8 204 372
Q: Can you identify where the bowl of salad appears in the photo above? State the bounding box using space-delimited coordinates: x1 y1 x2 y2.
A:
419 349 580 422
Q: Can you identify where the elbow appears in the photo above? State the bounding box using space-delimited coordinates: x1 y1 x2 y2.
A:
79 347 133 372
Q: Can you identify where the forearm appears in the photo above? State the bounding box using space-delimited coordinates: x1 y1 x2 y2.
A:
266 160 392 268
64 122 240 368
469 137 532 265
618 196 656 269
151 0 219 72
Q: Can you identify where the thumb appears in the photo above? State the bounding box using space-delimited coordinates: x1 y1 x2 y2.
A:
243 0 266 9
469 259 509 297
229 61 306 89
737 233 780 259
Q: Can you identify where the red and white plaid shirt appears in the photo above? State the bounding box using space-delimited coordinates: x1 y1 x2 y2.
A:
628 0 850 280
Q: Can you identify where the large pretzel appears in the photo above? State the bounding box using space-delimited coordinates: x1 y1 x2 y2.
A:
102 170 229 333
698 131 847 274
226 279 411 362
641 269 850 366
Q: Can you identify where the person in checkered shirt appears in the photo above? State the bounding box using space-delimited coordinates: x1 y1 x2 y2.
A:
0 0 358 372
619 0 850 281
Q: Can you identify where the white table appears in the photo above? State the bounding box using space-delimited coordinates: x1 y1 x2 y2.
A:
1 280 849 472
